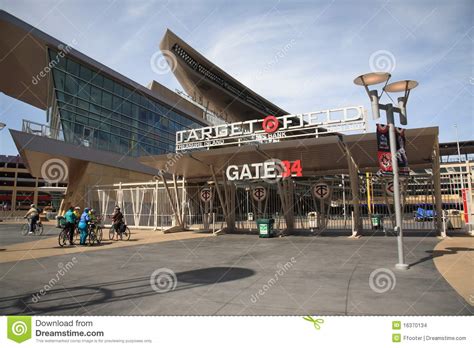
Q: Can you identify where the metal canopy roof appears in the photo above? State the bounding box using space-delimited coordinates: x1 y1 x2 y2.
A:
160 29 290 123
139 127 439 179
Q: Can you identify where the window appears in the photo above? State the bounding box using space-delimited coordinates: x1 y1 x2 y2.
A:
67 59 80 76
91 73 103 87
65 74 78 95
113 82 123 97
103 77 114 92
90 85 102 105
53 70 65 91
77 99 89 112
112 95 121 112
77 80 90 100
122 101 132 116
102 91 112 109
80 65 93 81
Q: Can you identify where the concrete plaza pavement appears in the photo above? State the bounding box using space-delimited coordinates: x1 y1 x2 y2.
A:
0 224 472 316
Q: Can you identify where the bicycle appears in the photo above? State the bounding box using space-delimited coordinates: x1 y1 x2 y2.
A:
109 223 131 241
21 218 44 236
58 225 74 247
88 222 103 245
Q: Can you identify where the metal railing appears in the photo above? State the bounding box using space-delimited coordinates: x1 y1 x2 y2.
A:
22 119 64 141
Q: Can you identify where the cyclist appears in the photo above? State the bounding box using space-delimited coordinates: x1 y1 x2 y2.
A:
112 206 124 241
78 208 91 246
64 207 77 245
24 204 39 234
88 209 98 224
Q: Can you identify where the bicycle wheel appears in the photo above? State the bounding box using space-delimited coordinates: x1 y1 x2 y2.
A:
109 226 115 240
36 223 44 236
74 227 80 242
58 229 68 247
96 226 103 243
21 223 29 236
123 226 131 241
88 231 95 246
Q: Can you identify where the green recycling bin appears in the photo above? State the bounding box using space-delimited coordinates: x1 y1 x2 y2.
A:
371 215 383 230
257 218 275 238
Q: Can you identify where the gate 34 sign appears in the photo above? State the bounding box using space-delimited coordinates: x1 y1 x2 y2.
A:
226 160 303 181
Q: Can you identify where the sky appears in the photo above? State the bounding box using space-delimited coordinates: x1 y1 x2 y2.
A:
0 0 472 155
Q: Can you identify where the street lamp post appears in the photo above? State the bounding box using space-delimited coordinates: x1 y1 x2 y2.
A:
354 73 418 271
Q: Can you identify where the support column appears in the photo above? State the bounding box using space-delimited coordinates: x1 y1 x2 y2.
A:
159 174 182 228
432 140 444 236
345 147 362 236
210 165 234 233
277 179 294 233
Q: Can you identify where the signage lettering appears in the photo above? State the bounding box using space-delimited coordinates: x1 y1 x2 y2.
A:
226 160 303 181
176 106 367 151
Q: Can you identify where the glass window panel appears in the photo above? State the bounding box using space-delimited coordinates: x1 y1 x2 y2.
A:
56 91 65 102
90 85 101 105
102 91 112 109
88 118 100 129
77 81 90 100
110 126 120 136
122 101 131 116
103 77 114 92
131 104 139 119
75 114 88 125
132 93 140 104
67 59 80 76
53 69 65 91
123 87 133 100
80 65 93 81
77 99 89 111
113 82 123 97
65 74 78 95
100 123 110 132
121 115 131 126
112 95 121 112
90 103 100 115
139 108 147 123
55 55 67 71
91 73 103 87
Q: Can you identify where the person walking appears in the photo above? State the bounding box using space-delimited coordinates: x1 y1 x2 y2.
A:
64 207 77 245
78 208 91 246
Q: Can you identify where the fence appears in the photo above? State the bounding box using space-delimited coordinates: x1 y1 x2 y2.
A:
86 167 471 233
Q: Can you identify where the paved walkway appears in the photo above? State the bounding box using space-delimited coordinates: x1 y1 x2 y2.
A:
0 230 472 315
433 236 474 305
0 224 212 264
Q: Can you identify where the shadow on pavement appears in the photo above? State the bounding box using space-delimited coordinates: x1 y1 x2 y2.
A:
0 267 255 315
409 247 474 267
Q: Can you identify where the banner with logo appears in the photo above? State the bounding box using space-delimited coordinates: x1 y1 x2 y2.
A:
376 124 409 175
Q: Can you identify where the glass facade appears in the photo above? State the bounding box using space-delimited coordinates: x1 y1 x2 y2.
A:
48 49 204 156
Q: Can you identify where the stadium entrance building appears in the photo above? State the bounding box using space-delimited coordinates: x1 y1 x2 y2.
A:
2 11 470 235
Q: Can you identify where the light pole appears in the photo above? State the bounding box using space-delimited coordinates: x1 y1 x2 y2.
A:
454 124 465 211
354 72 418 270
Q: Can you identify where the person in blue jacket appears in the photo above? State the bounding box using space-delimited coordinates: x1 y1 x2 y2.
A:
78 208 91 245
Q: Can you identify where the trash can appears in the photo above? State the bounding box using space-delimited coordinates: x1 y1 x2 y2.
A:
56 215 65 228
447 209 463 229
256 218 275 238
308 212 318 229
371 215 383 230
